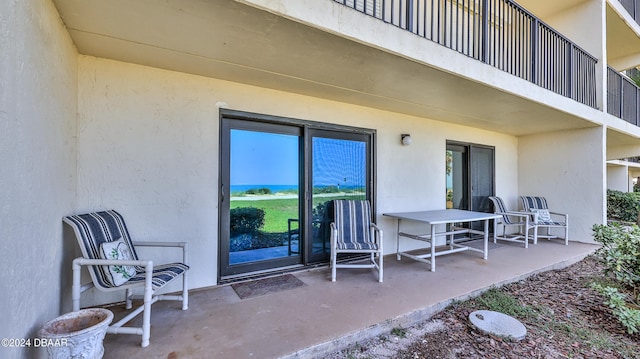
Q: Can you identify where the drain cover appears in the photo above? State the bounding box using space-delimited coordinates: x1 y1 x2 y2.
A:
469 310 527 340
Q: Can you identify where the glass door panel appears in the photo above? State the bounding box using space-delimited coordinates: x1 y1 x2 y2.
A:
308 132 369 263
220 120 302 277
470 146 494 213
446 144 468 210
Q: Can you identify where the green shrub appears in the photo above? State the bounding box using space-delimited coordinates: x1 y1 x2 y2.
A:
230 207 265 235
607 189 640 222
245 187 271 195
313 185 340 194
592 224 640 289
591 283 640 334
591 223 640 334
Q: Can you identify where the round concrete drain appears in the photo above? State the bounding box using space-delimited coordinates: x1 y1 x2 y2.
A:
469 310 527 341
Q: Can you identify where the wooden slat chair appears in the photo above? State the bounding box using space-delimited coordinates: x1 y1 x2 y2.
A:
330 200 383 282
63 210 189 347
519 196 569 245
488 196 535 248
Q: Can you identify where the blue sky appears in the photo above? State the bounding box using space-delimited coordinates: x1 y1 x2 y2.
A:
231 130 299 185
230 130 366 187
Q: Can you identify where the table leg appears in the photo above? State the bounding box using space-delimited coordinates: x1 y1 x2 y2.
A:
430 224 436 272
483 219 489 260
396 219 401 261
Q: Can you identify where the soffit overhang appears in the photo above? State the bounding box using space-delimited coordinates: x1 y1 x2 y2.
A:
54 0 611 138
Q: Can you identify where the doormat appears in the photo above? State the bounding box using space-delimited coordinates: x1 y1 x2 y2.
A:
231 274 305 300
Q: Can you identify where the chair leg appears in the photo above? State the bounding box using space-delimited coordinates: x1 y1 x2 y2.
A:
182 272 189 311
126 288 133 310
331 249 337 282
182 242 189 310
378 252 383 283
72 259 82 312
141 265 153 347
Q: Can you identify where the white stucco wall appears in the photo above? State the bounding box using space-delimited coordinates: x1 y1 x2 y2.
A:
607 163 631 191
518 127 606 243
0 0 77 358
76 56 519 304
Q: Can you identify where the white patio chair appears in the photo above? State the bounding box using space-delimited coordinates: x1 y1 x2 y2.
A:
330 200 383 282
63 210 189 347
520 196 569 245
488 196 535 248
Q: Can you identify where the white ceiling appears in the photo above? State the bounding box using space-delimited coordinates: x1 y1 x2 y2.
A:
52 0 628 139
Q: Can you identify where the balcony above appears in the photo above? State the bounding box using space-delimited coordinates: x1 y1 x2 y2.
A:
53 0 612 137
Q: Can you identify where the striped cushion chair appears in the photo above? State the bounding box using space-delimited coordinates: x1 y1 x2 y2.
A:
330 200 383 282
63 210 189 347
519 196 569 245
488 196 535 248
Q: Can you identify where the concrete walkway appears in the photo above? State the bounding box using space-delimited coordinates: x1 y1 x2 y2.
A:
102 240 598 359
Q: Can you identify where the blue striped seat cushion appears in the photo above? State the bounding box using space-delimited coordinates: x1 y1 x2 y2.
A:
537 220 566 226
129 263 190 290
520 196 549 211
64 210 188 290
489 196 514 224
334 200 376 250
335 242 379 250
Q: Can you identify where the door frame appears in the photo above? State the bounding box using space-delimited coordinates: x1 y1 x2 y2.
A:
446 140 495 212
218 109 376 280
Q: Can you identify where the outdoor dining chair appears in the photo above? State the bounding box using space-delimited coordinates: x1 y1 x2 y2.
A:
63 210 189 347
330 199 383 282
488 196 535 248
520 196 569 245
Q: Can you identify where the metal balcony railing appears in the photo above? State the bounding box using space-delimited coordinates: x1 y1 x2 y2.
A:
334 0 598 108
619 0 640 26
608 67 640 125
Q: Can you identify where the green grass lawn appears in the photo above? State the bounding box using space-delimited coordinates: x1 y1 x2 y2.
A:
230 194 363 233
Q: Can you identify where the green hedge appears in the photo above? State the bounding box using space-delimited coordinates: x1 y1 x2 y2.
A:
230 207 265 235
607 189 640 222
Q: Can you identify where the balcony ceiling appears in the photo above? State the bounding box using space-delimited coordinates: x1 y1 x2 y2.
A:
606 3 640 68
516 0 589 19
52 0 599 137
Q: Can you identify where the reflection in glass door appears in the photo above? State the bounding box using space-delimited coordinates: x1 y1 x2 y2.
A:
307 131 370 263
220 121 302 277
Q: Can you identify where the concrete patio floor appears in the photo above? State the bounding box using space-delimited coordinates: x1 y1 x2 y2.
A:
101 240 598 359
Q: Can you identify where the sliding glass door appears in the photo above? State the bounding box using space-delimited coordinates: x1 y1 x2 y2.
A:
219 112 374 278
446 141 494 213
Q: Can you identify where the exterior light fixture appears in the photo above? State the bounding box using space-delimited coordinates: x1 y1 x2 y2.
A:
401 134 412 146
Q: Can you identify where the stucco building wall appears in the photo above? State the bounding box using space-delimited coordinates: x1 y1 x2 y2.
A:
0 0 78 357
76 56 519 304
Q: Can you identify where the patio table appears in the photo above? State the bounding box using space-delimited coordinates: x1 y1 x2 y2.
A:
383 209 501 271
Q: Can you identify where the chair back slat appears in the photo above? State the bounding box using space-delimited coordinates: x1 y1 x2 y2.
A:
63 210 139 289
333 200 372 247
488 196 512 224
520 196 549 211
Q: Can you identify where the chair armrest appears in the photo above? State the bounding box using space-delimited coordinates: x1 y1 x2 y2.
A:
548 211 567 217
73 257 152 267
497 211 529 219
72 257 154 311
131 241 188 264
132 241 187 248
370 224 383 248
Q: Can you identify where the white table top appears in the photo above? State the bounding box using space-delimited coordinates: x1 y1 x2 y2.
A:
383 209 500 225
